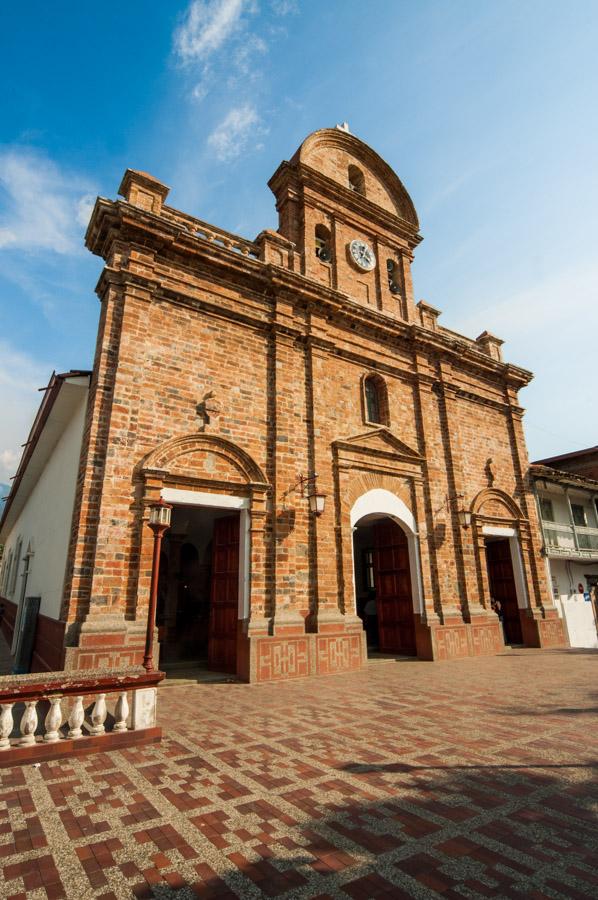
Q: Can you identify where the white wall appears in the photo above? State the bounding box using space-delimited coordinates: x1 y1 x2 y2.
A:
549 558 598 648
0 391 87 620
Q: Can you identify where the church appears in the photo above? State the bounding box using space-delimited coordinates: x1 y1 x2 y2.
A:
0 127 566 680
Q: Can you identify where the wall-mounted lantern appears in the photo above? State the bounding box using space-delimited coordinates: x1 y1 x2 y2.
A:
437 492 471 529
283 473 326 517
308 490 327 517
458 508 472 529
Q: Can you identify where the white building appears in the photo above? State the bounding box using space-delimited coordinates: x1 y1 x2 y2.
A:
531 463 598 648
0 371 90 672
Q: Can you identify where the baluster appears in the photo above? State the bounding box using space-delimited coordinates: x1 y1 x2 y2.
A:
20 700 38 745
44 696 63 743
0 703 14 750
89 693 107 735
68 696 85 739
113 691 129 732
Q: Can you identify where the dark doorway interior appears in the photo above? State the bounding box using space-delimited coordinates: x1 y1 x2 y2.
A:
485 537 523 645
157 506 240 673
353 516 416 656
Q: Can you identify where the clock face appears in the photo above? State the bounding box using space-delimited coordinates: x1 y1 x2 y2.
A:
349 239 376 271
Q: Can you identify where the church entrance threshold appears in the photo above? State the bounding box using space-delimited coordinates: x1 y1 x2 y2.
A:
157 504 241 675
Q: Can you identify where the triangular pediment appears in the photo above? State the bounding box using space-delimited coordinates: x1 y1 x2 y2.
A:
333 427 422 461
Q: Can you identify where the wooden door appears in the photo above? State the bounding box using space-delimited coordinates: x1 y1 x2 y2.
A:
485 539 523 644
208 514 240 672
372 519 417 655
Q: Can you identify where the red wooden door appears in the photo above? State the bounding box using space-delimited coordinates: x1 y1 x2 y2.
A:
485 539 523 644
208 514 240 672
372 519 416 655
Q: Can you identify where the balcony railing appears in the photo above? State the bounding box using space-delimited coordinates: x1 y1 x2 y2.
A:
576 525 598 551
542 520 598 557
0 667 164 767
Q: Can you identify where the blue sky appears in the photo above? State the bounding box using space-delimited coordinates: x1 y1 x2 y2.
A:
1 0 597 484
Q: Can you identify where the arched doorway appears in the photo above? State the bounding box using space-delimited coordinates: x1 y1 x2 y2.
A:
350 489 423 657
354 516 416 654
159 504 242 673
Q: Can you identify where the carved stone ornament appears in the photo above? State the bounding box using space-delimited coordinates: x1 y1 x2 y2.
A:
486 457 496 487
196 390 221 430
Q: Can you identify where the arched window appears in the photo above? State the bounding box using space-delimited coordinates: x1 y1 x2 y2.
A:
363 374 389 426
387 259 402 294
315 224 332 262
348 165 366 196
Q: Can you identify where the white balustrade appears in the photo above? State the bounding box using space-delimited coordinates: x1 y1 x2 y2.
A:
20 701 38 745
89 693 107 735
68 696 85 739
113 691 129 732
0 680 158 757
0 703 14 750
43 696 63 743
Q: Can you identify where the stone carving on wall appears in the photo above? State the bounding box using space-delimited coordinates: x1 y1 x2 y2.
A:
196 391 220 430
486 457 496 486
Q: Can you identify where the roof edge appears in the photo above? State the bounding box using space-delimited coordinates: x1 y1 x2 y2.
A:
0 370 91 536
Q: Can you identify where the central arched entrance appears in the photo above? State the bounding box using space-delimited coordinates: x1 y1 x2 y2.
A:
353 516 416 654
350 489 423 657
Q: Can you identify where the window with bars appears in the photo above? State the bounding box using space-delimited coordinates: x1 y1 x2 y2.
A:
539 498 554 522
571 503 587 526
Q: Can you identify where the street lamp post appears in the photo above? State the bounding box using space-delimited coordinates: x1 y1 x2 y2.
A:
142 499 172 672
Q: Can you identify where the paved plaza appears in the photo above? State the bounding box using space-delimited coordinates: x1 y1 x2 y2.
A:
1 648 597 899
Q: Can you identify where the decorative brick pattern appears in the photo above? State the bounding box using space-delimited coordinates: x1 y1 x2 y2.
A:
256 638 310 682
315 634 363 675
1 649 597 898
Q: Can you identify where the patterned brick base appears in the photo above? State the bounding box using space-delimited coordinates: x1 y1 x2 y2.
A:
61 610 567 683
242 630 368 683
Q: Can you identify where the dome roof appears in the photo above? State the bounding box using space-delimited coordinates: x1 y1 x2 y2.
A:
290 127 418 228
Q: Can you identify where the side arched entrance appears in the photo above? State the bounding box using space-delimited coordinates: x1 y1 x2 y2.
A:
351 489 423 656
139 433 269 678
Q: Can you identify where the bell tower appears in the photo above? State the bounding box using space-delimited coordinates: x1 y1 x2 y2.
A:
268 126 422 321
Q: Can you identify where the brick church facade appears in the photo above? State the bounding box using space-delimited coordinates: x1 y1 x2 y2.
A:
31 127 568 678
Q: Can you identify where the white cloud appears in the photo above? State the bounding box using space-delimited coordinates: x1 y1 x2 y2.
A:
270 0 298 15
191 79 211 103
0 341 50 483
173 0 276 105
75 193 96 229
232 33 267 77
174 0 248 64
207 104 265 162
0 148 96 255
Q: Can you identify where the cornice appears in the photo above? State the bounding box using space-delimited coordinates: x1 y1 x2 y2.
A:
87 197 532 393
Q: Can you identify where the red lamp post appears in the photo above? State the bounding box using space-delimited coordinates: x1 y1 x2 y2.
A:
142 499 172 672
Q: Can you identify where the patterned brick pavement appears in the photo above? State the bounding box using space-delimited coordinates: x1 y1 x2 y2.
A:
1 648 597 899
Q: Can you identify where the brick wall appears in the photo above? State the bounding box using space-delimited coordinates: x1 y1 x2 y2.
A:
57 128 564 676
